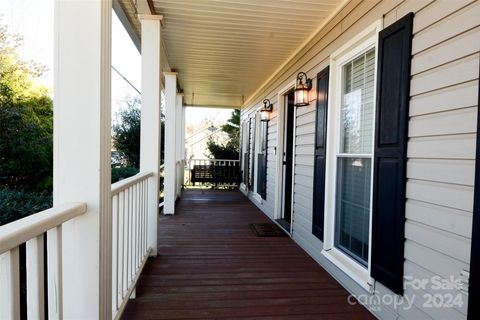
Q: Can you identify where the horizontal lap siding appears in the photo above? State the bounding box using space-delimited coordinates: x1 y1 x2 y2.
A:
292 103 324 269
403 2 479 318
240 0 479 319
265 109 278 216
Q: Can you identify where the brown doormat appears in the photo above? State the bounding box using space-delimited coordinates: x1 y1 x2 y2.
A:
249 223 288 237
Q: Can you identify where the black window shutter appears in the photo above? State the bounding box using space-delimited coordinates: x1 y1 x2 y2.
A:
241 121 247 185
371 12 414 295
250 117 256 189
263 122 268 199
240 121 243 181
467 58 480 320
312 66 329 241
257 121 268 199
244 119 252 189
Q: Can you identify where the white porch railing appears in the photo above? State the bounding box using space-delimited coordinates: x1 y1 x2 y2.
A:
0 203 87 319
186 159 240 186
188 158 240 168
159 164 165 209
111 171 153 319
176 159 185 197
0 171 156 319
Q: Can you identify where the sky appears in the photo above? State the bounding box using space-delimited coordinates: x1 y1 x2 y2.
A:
0 0 233 127
0 0 54 87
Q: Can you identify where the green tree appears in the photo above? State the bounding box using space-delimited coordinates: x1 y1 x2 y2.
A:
0 24 53 225
112 96 141 168
112 95 165 169
207 109 240 160
0 25 53 192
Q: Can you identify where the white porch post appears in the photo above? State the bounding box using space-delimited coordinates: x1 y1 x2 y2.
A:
181 104 186 187
138 14 163 257
54 0 112 318
164 72 178 215
176 94 184 197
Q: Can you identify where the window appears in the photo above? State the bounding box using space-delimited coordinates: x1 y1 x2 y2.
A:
256 120 268 199
241 120 251 189
253 113 267 201
335 48 375 266
323 21 381 289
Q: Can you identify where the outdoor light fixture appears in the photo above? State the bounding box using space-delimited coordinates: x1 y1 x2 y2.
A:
294 72 312 107
260 99 273 122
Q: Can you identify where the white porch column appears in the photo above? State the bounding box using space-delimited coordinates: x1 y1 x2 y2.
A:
181 104 186 187
164 72 177 215
138 14 163 257
176 94 184 197
54 0 112 318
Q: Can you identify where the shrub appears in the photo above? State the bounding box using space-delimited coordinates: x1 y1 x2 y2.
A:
0 187 52 226
112 166 139 183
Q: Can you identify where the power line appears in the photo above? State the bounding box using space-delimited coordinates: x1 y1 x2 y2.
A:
111 65 141 95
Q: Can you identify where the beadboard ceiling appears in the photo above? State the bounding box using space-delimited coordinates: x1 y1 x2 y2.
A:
139 0 345 107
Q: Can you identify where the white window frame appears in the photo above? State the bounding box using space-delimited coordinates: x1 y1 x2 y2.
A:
239 119 250 192
252 112 263 204
322 20 382 291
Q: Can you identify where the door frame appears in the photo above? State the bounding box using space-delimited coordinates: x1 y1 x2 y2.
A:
274 80 297 233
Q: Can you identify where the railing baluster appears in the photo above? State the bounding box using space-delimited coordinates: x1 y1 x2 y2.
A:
126 187 130 289
26 234 45 318
129 185 134 281
138 180 142 262
131 184 135 280
133 184 140 272
121 190 126 298
142 180 145 253
138 182 142 260
47 226 63 320
145 180 149 251
143 179 147 255
113 194 119 310
0 248 20 319
145 179 148 252
139 180 143 261
132 184 136 275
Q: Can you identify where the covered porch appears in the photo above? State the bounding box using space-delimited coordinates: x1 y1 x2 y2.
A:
5 0 479 319
122 189 373 319
0 0 358 316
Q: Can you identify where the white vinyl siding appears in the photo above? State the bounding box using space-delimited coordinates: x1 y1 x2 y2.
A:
405 1 479 314
241 1 479 319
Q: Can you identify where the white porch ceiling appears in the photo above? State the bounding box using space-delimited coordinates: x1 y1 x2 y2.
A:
149 0 344 108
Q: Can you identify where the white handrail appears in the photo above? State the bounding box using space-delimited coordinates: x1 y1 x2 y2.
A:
0 203 87 255
111 171 154 196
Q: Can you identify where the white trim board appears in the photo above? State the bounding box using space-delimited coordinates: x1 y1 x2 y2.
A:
274 81 296 222
322 19 382 291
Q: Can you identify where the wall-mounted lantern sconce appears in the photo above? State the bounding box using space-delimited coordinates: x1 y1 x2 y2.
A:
294 72 312 107
260 99 273 122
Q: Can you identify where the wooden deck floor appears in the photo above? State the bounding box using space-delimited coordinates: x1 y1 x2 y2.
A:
122 189 374 319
